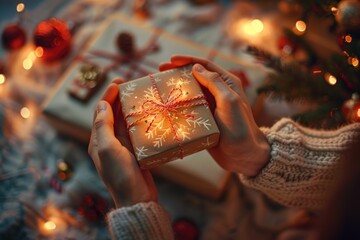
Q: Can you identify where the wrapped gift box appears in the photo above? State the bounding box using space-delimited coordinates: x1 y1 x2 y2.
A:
119 65 219 168
43 13 269 199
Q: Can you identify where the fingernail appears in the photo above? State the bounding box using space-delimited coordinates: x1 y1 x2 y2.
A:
194 64 204 73
96 101 107 115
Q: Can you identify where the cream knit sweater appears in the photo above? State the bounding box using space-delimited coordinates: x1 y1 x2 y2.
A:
107 118 360 239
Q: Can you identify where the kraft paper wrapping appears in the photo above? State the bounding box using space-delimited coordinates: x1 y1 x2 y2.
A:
119 65 220 168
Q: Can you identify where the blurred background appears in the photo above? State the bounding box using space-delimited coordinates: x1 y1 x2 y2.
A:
1 0 359 239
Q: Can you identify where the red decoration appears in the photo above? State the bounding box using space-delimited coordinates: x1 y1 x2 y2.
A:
278 36 298 56
173 218 198 240
1 24 26 50
77 194 108 222
337 33 346 50
33 18 72 62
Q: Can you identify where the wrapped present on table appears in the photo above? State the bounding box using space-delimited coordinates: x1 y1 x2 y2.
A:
68 64 107 102
119 65 220 169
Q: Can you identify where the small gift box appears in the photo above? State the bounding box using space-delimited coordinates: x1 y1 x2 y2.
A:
68 64 107 102
119 65 220 169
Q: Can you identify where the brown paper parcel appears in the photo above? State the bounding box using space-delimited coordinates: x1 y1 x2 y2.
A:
118 65 220 169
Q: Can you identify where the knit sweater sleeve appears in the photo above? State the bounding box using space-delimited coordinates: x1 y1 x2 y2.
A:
240 118 360 210
107 201 174 240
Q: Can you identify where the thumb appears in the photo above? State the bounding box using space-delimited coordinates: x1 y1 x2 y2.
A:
93 100 116 144
192 63 233 100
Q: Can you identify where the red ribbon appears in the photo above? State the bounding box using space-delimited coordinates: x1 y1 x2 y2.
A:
125 75 208 159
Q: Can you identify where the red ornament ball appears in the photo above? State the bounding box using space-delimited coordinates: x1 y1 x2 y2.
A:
1 24 26 50
278 36 298 56
78 194 108 222
173 218 198 240
33 18 72 62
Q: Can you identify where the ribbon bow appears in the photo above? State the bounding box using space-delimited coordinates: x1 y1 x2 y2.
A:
125 75 208 158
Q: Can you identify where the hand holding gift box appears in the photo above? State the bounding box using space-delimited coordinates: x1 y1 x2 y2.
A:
119 65 220 169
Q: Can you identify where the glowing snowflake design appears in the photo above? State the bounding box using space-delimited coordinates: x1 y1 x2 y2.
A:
121 82 137 100
186 117 211 130
201 137 215 147
144 86 157 99
180 67 192 79
136 146 149 160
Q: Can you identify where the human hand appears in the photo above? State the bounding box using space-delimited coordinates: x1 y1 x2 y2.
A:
160 55 270 176
88 80 157 208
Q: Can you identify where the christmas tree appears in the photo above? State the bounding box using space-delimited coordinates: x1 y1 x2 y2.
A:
251 0 360 128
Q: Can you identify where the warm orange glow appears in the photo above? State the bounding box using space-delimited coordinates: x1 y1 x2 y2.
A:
239 19 264 36
58 162 68 171
43 221 57 231
250 19 264 33
295 20 306 33
325 73 337 85
28 51 37 61
345 35 352 43
0 74 5 84
16 3 25 13
20 107 31 119
23 58 33 70
356 108 360 118
312 70 322 74
352 57 359 67
35 47 44 57
331 6 338 15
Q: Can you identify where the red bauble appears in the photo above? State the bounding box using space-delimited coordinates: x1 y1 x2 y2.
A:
1 24 26 50
278 36 298 56
33 18 72 62
77 194 108 222
173 218 198 240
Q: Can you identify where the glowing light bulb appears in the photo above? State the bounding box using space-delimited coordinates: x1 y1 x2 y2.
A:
352 57 359 67
23 58 33 70
331 6 338 15
28 51 37 61
345 35 352 43
325 73 337 85
35 47 44 57
294 20 306 34
20 107 31 119
58 162 68 171
243 19 264 35
251 19 264 32
43 221 57 231
0 74 5 84
16 3 25 13
356 108 360 119
312 70 322 74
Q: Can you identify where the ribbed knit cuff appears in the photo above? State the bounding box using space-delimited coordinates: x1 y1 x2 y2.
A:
240 118 360 210
107 202 174 240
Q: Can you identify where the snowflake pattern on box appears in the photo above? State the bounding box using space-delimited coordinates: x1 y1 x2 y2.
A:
119 66 219 164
